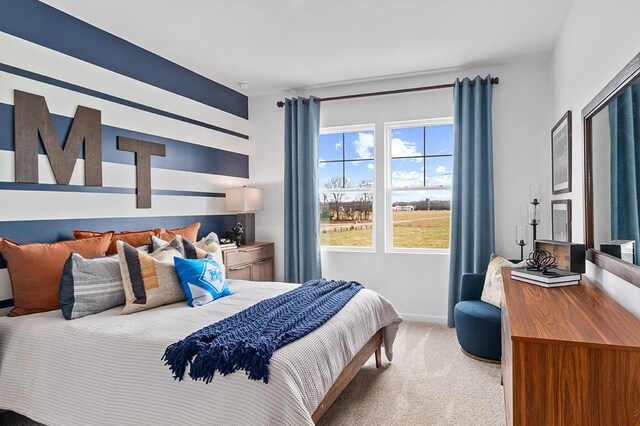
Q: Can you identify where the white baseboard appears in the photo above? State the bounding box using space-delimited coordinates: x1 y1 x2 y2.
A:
399 313 447 324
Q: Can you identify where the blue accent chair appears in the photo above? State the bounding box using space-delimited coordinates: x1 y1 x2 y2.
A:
454 272 502 362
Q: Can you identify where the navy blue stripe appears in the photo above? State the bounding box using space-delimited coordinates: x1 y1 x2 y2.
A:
0 1 248 119
0 103 249 179
0 63 248 140
0 299 13 309
0 182 224 198
0 215 238 269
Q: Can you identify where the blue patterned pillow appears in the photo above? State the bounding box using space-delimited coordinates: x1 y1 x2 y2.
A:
174 256 231 307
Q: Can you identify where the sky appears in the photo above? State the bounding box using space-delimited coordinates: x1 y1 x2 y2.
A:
319 131 374 187
319 125 453 202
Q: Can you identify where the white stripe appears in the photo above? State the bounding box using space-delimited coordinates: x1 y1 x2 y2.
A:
74 281 121 290
0 32 249 136
0 270 11 301
0 72 249 155
0 151 249 193
74 287 122 296
0 191 228 221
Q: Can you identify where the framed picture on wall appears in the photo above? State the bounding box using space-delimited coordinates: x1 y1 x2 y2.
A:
551 199 572 242
551 111 572 194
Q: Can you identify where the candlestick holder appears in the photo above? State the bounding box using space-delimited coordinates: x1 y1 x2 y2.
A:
529 184 542 243
515 225 527 261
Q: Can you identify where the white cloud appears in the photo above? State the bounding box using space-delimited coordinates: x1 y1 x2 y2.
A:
353 132 374 159
367 163 374 170
391 170 422 187
435 165 447 174
391 138 420 157
335 142 342 150
427 174 452 187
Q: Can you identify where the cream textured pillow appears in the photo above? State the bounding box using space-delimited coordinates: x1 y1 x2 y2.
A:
151 233 224 269
117 238 188 315
480 255 527 308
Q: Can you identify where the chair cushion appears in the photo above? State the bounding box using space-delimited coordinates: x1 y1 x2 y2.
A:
480 254 526 308
454 300 502 361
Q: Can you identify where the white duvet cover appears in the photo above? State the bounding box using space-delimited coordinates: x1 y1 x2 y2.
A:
0 280 402 425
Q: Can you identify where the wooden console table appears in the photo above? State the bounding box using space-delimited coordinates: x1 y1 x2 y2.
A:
501 268 640 425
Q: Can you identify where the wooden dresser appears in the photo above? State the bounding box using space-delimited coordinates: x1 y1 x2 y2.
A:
501 268 640 425
222 242 274 281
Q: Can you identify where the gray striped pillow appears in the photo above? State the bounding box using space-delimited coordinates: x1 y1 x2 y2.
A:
59 247 148 320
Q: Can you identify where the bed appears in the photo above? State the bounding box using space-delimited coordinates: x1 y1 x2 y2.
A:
0 279 402 425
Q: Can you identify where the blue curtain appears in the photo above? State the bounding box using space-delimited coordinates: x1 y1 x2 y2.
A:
609 81 640 264
448 76 496 327
284 96 322 283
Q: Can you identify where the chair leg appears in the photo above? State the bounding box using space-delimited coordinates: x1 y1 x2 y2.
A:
375 347 382 368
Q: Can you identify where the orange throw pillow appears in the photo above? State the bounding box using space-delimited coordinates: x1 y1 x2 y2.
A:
158 222 201 242
74 229 161 255
0 233 113 317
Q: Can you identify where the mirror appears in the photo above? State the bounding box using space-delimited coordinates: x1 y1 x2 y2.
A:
584 51 640 283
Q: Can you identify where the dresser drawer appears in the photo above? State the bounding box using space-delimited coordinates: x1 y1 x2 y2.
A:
224 243 274 267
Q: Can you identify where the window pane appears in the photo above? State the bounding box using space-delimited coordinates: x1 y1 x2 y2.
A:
391 158 424 187
391 126 424 158
319 162 343 189
344 131 374 160
319 133 343 161
391 190 451 249
426 157 453 187
345 160 374 188
320 192 374 247
425 125 453 155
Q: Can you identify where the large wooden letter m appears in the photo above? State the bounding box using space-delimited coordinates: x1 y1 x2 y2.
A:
14 90 102 186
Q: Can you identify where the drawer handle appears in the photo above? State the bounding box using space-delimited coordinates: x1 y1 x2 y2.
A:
228 266 249 271
254 259 271 265
239 247 263 253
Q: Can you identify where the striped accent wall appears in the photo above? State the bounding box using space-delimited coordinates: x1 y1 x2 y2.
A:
0 2 250 315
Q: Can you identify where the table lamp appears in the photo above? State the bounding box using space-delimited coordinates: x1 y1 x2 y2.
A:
225 187 264 245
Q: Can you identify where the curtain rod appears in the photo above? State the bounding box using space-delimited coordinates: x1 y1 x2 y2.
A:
276 77 499 108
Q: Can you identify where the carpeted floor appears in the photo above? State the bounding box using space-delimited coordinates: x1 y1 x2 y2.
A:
0 322 504 425
317 322 505 425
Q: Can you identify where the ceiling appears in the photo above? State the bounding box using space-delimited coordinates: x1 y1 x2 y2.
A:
42 0 574 97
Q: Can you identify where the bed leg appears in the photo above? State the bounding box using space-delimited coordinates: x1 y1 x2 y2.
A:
375 347 382 368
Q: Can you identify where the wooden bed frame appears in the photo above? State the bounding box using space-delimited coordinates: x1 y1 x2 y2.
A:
311 328 383 422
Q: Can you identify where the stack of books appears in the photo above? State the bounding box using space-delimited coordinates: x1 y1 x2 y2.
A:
219 242 237 251
510 267 581 288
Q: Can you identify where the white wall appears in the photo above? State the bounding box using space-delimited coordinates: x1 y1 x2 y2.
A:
250 54 552 322
551 0 640 317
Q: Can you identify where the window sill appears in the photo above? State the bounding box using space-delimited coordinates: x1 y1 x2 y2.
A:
384 248 450 255
321 246 375 253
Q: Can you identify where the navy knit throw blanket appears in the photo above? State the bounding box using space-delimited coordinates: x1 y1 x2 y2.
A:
162 279 363 384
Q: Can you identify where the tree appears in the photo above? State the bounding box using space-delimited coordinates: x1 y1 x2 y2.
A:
323 176 351 221
357 180 374 220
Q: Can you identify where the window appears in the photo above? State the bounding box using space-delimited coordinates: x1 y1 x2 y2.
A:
319 125 375 249
385 118 453 251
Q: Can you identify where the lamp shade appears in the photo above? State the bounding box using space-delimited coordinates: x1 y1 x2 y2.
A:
225 187 264 212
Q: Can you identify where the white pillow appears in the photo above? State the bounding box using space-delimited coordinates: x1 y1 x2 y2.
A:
480 255 527 308
151 232 224 269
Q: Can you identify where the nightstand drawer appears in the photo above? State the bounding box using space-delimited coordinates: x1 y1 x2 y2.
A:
224 243 274 267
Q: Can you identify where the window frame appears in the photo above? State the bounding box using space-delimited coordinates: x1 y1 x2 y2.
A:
384 117 453 254
319 124 377 253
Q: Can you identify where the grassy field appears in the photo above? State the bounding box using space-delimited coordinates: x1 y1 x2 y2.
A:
320 210 450 248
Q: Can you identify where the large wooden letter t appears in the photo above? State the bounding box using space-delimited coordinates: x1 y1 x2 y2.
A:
117 137 166 208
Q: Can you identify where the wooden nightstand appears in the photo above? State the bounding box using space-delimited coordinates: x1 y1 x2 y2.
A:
222 242 274 281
